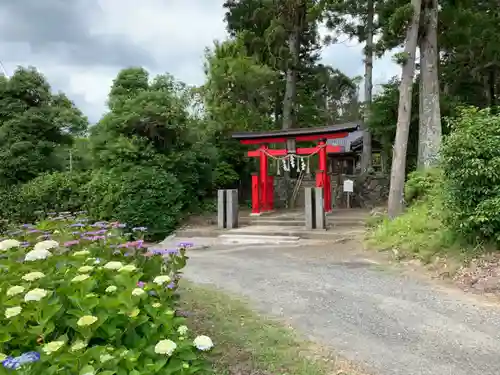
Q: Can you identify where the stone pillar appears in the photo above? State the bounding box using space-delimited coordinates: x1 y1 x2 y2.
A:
304 187 314 230
314 187 326 230
304 187 325 230
226 189 239 229
217 189 226 229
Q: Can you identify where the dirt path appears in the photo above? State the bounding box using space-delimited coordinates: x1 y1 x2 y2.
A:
184 240 500 375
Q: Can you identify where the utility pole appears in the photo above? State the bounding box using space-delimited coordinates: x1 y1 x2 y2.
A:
0 60 9 78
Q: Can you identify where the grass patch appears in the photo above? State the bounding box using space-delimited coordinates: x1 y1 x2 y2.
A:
365 201 464 263
180 281 361 375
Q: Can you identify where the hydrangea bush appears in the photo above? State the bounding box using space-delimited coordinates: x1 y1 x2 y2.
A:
0 212 213 374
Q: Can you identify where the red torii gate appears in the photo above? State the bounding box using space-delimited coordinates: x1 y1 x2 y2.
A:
232 123 359 215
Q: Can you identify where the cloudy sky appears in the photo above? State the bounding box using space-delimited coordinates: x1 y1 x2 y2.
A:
0 0 400 123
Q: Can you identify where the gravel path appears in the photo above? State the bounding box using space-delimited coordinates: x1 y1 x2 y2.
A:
184 241 500 375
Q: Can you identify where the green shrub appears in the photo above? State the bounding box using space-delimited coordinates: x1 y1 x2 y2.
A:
0 172 90 224
404 168 442 204
0 216 212 374
441 107 500 244
86 167 185 240
368 168 462 261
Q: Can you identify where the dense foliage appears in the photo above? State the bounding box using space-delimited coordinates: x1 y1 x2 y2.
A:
441 108 500 244
0 215 213 374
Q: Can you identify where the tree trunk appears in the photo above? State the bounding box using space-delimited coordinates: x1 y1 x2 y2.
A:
282 29 299 129
417 0 441 168
388 0 422 218
361 0 374 173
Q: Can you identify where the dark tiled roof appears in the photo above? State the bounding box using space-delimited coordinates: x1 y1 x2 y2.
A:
231 122 360 140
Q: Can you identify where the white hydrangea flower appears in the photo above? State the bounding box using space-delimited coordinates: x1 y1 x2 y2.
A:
78 266 94 273
0 239 21 251
152 303 162 308
34 240 59 252
118 264 137 272
71 274 90 282
22 271 45 281
103 261 123 270
105 285 117 293
6 285 25 297
70 340 87 352
73 250 91 257
193 335 214 351
100 354 114 363
153 275 171 285
24 249 52 262
42 341 64 355
77 315 98 327
177 325 188 336
24 288 48 302
154 339 177 356
5 306 22 318
131 288 145 296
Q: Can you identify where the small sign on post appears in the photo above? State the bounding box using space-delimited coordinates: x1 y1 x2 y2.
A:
343 179 354 209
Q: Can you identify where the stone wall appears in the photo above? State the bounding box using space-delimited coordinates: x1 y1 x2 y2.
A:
274 172 389 209
332 173 389 209
273 176 316 209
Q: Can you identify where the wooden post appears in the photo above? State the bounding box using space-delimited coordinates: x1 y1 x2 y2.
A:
259 145 269 211
318 140 331 213
267 175 274 210
251 173 260 215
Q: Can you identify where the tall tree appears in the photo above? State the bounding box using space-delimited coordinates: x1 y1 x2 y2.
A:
0 67 88 185
388 0 422 218
224 0 325 129
417 0 441 168
323 0 379 171
279 0 306 129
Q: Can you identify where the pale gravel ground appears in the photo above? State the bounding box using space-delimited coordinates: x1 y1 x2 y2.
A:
183 241 500 375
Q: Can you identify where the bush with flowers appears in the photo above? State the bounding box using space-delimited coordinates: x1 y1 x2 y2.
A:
0 212 213 374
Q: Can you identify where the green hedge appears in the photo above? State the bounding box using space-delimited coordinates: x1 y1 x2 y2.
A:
441 107 500 244
0 167 186 240
86 167 185 240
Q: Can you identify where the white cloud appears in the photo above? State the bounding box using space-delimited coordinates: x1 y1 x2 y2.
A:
0 0 400 122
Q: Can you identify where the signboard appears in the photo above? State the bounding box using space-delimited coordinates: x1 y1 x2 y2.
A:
343 179 354 193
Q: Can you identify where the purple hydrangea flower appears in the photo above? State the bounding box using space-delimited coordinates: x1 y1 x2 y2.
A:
167 282 176 289
137 281 146 288
16 352 40 366
178 242 193 248
2 352 39 370
70 223 85 228
84 229 107 236
149 248 167 255
2 356 20 370
64 240 80 247
20 242 30 248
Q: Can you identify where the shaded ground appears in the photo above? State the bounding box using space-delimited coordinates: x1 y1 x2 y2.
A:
184 239 500 375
